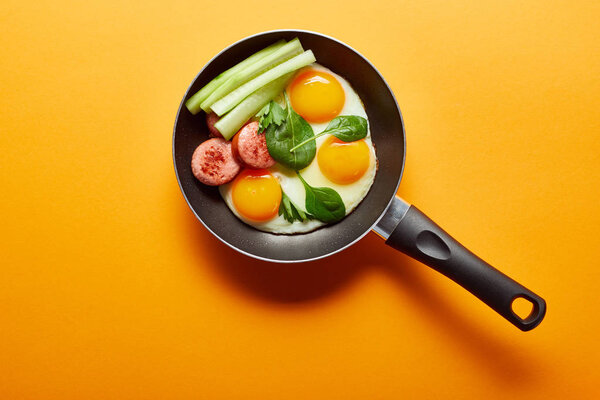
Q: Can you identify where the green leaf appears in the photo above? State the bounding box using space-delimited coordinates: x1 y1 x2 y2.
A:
265 93 316 170
256 101 286 133
288 115 368 152
255 103 269 118
278 190 314 223
321 115 368 141
297 173 346 223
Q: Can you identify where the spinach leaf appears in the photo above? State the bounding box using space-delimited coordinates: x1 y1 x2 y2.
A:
279 190 314 223
321 115 368 141
265 93 316 170
289 115 368 152
256 100 286 133
297 173 346 223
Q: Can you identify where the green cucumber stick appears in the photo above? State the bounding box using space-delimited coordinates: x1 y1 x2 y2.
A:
200 38 303 112
214 73 294 140
185 40 286 115
211 50 315 116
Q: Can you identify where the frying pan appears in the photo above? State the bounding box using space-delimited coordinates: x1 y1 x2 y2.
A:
173 30 546 331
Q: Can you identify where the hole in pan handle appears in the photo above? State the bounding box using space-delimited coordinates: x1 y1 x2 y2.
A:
374 197 547 331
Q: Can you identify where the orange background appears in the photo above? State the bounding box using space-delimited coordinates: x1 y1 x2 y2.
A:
2 1 599 399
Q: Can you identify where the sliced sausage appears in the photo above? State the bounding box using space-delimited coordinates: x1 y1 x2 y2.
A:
206 112 223 138
231 121 276 169
191 138 241 186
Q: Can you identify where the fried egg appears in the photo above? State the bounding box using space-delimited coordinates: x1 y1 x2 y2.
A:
220 64 377 234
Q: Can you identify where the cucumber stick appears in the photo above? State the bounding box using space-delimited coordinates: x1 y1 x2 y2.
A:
185 40 286 115
214 73 294 140
200 38 303 112
210 50 315 116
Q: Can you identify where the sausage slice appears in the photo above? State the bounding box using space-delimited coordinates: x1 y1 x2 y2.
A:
231 121 276 169
206 112 223 138
191 138 241 186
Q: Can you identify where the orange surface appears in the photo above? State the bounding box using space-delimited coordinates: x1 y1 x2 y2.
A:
1 1 599 399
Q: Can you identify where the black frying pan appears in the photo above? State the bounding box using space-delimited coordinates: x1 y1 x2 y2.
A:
173 30 546 331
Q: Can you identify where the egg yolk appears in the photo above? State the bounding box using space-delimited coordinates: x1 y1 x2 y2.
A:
317 136 370 185
288 70 345 123
232 169 281 221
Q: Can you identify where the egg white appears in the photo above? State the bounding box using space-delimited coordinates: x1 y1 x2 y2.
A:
219 63 377 234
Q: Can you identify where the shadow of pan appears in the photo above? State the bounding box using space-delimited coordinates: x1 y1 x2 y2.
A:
181 206 367 304
372 243 550 386
180 202 549 386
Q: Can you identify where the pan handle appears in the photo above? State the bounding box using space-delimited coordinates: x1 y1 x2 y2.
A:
374 197 546 331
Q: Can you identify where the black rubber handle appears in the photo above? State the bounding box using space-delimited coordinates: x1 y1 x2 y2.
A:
385 205 546 331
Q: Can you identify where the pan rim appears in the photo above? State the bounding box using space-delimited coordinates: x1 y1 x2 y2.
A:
172 29 406 263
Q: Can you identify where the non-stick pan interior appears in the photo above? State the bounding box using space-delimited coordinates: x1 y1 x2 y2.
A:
173 30 405 262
